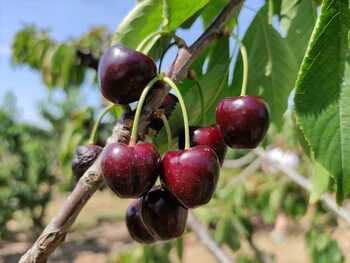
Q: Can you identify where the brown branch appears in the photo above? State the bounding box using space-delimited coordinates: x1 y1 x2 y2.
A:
187 212 235 263
254 148 350 226
19 1 243 262
223 151 256 168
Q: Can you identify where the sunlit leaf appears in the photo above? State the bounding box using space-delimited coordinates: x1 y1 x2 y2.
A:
294 0 350 202
111 0 163 49
162 0 209 31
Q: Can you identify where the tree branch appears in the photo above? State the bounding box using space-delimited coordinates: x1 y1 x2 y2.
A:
223 151 256 169
19 1 243 262
254 148 350 226
187 212 235 263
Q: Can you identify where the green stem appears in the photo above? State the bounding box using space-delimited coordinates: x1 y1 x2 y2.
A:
161 76 190 150
160 113 172 150
88 104 115 144
136 31 169 53
130 75 161 145
159 42 176 73
231 33 249 96
268 0 274 25
194 80 206 125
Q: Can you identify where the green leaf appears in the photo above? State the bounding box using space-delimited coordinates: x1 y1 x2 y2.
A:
270 0 282 18
138 32 164 55
310 160 331 203
162 0 210 31
232 7 297 128
147 34 172 61
281 0 317 66
42 46 60 88
306 228 345 263
111 0 163 49
214 216 241 251
294 0 350 202
201 0 241 28
176 238 184 261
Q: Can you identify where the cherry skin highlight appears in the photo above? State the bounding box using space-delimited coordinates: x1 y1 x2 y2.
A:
141 187 188 240
126 199 156 244
98 44 157 104
71 144 103 180
101 142 160 198
161 145 220 208
178 126 227 165
216 96 269 149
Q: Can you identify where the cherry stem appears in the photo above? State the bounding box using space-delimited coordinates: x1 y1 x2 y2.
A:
268 0 274 25
160 113 172 150
161 76 190 150
194 80 206 125
231 33 249 97
158 42 176 74
88 104 115 144
136 31 170 53
129 75 162 146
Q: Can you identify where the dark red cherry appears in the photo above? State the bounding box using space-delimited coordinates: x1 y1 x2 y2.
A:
101 142 160 198
216 96 269 148
149 93 178 132
71 144 103 180
141 187 188 240
178 126 227 165
126 199 156 244
98 44 157 104
161 145 220 208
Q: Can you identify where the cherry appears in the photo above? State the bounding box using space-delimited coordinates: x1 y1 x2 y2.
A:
161 145 220 208
216 96 269 148
101 142 160 198
98 44 157 104
178 126 227 165
141 187 188 240
126 199 156 244
71 144 103 180
149 93 178 132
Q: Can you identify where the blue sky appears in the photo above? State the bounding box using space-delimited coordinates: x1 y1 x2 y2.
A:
0 0 263 125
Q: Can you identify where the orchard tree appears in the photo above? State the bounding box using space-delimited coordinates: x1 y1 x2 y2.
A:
0 93 56 238
9 0 350 262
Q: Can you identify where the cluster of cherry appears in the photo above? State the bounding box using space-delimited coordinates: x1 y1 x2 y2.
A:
72 44 269 244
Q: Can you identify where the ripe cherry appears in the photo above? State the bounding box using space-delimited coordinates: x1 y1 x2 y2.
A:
141 187 188 240
149 93 178 132
71 144 103 180
161 145 220 208
178 126 227 165
98 44 157 104
216 96 269 148
101 142 160 198
126 199 156 244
